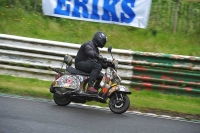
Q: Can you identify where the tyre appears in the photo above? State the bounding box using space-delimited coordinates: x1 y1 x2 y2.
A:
53 93 72 106
109 93 130 114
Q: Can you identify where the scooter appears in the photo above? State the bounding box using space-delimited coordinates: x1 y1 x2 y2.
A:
49 46 131 114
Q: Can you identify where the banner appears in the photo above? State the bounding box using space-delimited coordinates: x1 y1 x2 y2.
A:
42 0 152 28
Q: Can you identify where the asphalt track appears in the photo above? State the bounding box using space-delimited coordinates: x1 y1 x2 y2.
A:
0 94 199 133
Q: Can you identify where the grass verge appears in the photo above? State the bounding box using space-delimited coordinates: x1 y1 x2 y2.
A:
0 74 200 120
0 5 200 56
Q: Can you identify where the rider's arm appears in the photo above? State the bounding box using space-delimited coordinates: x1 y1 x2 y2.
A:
84 41 99 59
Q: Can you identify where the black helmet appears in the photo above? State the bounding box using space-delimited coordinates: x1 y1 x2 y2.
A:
92 31 107 48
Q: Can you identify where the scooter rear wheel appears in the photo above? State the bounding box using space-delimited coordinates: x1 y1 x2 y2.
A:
53 94 72 106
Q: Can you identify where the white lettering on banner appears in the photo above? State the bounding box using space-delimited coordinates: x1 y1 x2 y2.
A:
42 0 152 28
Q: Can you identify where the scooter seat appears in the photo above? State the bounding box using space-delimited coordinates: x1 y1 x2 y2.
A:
66 66 90 76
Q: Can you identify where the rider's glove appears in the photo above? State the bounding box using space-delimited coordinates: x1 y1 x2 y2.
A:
95 53 103 60
102 58 108 63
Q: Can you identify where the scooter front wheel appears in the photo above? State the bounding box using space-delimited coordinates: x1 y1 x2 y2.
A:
53 94 72 106
109 92 130 114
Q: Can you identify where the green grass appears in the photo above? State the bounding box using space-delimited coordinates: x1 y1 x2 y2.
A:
0 74 200 116
0 75 52 98
128 90 200 115
0 4 200 56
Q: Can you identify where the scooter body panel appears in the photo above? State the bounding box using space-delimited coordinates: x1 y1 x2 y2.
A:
52 74 88 92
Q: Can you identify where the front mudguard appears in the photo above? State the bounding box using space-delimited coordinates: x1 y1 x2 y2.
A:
107 85 131 97
117 85 131 94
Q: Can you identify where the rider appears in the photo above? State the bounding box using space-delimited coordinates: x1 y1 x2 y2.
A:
75 31 108 94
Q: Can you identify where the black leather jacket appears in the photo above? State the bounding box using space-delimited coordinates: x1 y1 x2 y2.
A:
75 40 100 63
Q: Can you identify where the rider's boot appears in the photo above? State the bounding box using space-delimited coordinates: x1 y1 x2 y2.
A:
94 80 101 90
86 76 97 94
87 86 97 94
